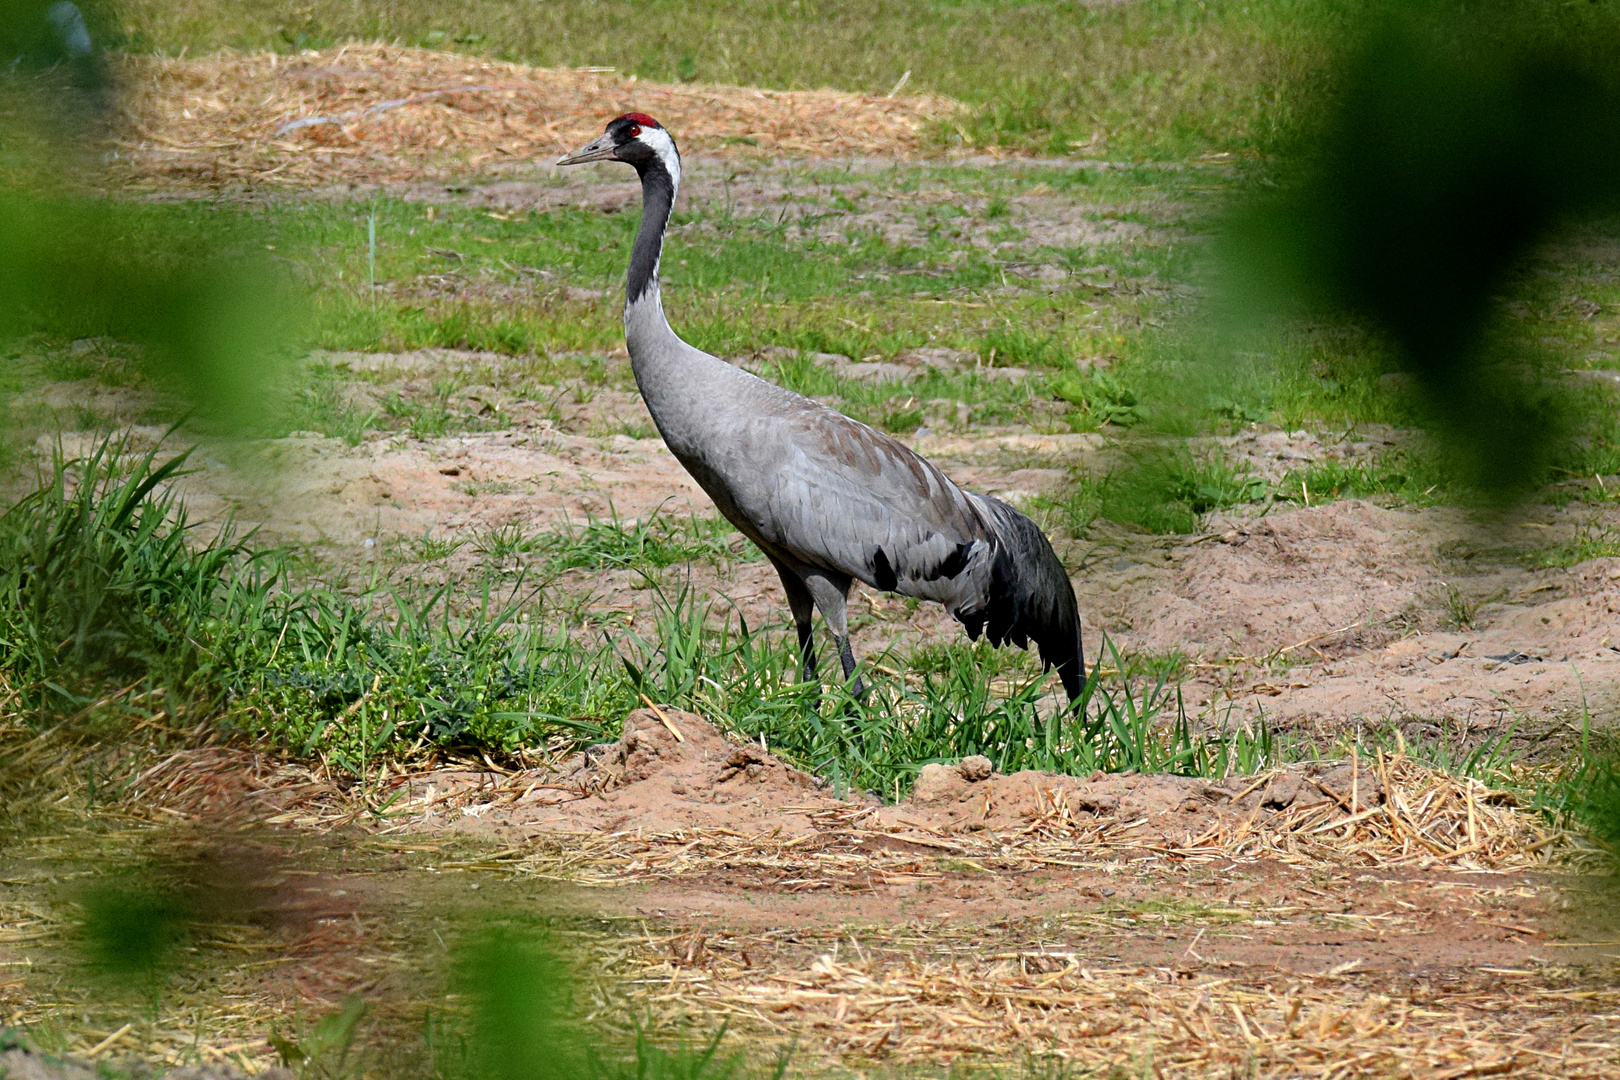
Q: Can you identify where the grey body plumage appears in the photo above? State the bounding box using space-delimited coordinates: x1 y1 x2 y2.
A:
561 115 1087 701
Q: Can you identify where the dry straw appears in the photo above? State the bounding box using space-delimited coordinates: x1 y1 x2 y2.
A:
3 718 1612 1077
110 44 960 190
120 744 1580 878
602 921 1620 1078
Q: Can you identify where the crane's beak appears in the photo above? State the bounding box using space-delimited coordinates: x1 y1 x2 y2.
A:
557 132 618 166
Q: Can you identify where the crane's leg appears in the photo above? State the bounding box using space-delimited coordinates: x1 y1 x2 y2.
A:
803 572 866 700
770 558 818 686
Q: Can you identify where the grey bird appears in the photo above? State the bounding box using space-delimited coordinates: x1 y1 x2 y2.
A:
560 114 1086 702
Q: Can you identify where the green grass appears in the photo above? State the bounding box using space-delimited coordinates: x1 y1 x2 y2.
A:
1047 440 1457 536
1525 523 1620 569
36 185 1185 443
0 435 1282 791
1273 449 1452 509
618 587 1279 798
25 169 1606 512
287 192 1169 367
1095 448 1267 535
538 510 750 574
0 434 627 760
114 0 1348 160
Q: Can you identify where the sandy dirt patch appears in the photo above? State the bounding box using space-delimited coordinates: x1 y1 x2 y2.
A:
1079 499 1620 735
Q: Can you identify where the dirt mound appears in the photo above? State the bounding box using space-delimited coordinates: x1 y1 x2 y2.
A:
907 755 1382 838
114 44 958 190
420 708 1389 850
464 707 836 837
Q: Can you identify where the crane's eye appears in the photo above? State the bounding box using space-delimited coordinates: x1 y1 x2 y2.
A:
628 124 642 138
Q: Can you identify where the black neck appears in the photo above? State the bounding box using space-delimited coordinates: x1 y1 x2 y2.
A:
627 159 675 305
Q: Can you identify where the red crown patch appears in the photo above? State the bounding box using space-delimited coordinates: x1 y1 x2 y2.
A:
615 112 662 129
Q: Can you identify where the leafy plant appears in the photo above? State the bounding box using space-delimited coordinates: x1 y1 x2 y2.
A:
1054 369 1145 428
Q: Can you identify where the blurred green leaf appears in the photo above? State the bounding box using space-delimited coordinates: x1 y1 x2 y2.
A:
79 881 189 977
1220 0 1620 496
457 929 579 1080
0 191 297 427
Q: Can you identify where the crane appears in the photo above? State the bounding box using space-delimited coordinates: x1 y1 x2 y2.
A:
559 114 1086 702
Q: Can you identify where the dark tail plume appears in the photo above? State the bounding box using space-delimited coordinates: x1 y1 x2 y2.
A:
973 496 1086 701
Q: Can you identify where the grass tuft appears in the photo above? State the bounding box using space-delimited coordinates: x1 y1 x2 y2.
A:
1525 522 1620 569
1274 450 1450 508
1099 448 1267 534
0 432 244 714
0 434 626 757
539 510 745 574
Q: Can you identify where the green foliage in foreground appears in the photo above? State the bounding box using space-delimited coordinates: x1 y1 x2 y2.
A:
0 189 295 429
0 436 1276 791
1216 0 1620 497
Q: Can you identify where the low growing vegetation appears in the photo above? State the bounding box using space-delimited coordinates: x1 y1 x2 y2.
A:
0 436 1282 794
